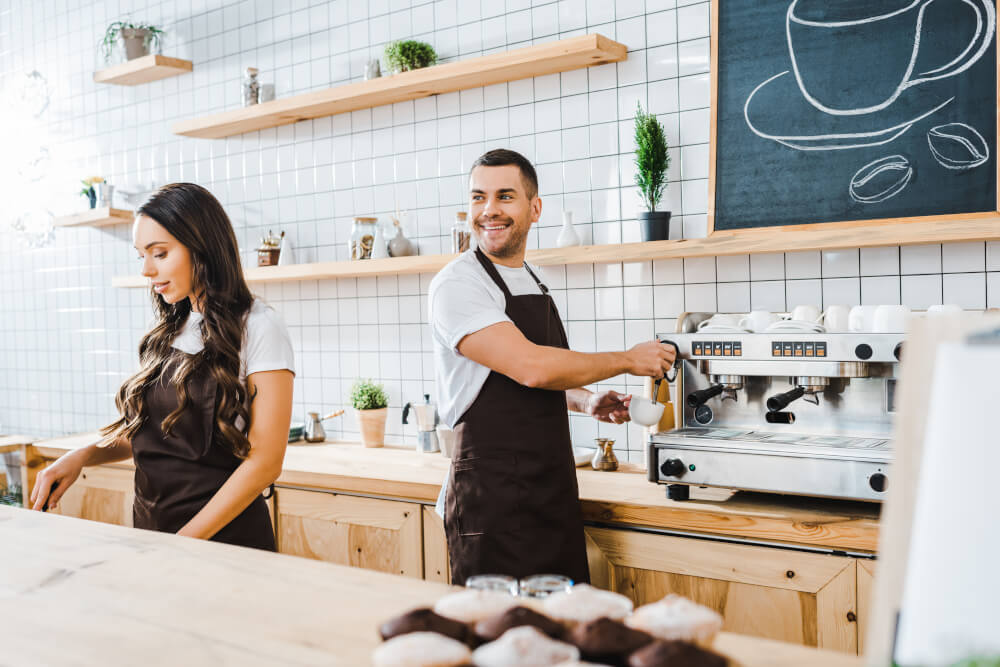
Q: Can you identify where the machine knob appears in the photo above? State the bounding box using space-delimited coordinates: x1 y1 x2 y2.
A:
893 343 904 361
660 458 686 478
869 473 888 493
855 343 873 360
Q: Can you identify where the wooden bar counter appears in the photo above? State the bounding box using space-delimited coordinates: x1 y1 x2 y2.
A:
0 505 860 666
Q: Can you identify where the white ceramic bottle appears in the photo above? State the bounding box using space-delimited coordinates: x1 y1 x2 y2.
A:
556 210 581 248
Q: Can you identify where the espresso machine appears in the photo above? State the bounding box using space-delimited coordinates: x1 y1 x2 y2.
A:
648 313 901 502
402 394 440 453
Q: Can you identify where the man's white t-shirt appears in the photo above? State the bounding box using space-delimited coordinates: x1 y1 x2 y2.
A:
172 297 296 388
428 250 548 429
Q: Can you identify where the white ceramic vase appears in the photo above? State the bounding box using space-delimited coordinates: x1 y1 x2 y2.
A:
556 211 581 248
371 221 390 259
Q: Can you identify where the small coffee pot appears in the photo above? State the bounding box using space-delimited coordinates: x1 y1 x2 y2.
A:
303 409 344 443
402 394 440 453
591 438 619 472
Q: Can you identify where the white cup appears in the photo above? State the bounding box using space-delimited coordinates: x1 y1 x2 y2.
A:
848 305 878 332
697 313 744 329
822 305 851 332
738 310 781 332
873 305 912 333
926 304 963 316
629 396 665 427
790 304 822 323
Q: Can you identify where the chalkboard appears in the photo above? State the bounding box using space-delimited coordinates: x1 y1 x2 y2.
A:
710 0 998 232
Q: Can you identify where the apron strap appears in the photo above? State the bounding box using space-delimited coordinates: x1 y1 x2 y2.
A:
473 248 549 297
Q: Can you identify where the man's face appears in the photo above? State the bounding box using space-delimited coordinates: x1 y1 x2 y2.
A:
468 165 541 259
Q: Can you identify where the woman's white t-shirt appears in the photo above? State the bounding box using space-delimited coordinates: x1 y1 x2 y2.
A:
171 298 296 384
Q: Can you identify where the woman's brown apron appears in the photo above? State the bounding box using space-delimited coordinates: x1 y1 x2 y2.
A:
131 352 276 551
444 249 590 585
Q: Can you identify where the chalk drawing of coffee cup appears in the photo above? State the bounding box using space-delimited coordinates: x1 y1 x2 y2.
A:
787 0 996 116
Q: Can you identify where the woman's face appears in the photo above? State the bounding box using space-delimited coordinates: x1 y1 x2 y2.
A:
133 214 197 308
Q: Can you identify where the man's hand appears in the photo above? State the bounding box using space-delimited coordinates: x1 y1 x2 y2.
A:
585 390 632 424
624 340 676 378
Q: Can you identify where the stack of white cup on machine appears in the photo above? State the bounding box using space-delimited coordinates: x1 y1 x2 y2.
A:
706 304 966 334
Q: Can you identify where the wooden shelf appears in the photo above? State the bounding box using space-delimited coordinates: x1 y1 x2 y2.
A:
110 214 1000 288
54 207 133 228
93 55 193 85
172 34 626 139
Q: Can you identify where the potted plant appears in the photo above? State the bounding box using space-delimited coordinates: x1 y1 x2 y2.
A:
634 103 672 241
350 379 389 448
101 21 165 62
80 176 103 208
384 40 437 74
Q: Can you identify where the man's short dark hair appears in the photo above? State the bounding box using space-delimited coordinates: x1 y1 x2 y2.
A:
469 149 539 198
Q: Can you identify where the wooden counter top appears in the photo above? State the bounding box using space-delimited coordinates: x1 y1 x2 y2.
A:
25 432 881 553
0 505 860 666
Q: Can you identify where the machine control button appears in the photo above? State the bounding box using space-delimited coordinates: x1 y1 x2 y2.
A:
869 472 888 493
893 342 904 361
855 343 873 360
661 458 686 478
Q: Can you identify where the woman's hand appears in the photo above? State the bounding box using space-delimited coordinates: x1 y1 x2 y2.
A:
29 450 85 511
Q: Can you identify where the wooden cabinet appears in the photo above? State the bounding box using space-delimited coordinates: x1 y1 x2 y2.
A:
585 526 859 654
51 465 135 527
856 558 876 655
274 488 423 578
422 506 450 584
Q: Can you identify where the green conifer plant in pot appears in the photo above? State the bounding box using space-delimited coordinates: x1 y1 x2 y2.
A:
634 103 672 241
350 379 389 448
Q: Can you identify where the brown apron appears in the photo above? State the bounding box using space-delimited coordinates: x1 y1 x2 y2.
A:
444 249 590 585
131 351 276 551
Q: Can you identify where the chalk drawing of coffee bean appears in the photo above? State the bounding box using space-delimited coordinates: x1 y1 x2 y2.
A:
849 155 913 204
927 123 990 170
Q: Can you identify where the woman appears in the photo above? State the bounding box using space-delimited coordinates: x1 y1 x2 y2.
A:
30 183 294 551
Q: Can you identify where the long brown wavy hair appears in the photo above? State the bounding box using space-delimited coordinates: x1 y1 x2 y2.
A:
101 183 255 458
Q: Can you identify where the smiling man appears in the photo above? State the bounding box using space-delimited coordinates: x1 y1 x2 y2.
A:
428 149 676 585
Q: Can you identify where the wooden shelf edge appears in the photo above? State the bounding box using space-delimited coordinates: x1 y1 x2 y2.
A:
172 34 626 139
54 208 133 228
94 55 193 85
110 215 1000 288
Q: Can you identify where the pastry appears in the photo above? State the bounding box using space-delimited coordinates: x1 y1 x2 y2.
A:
624 595 723 646
472 626 580 667
542 584 634 625
372 631 472 667
475 605 566 643
433 589 519 624
627 639 728 667
379 607 470 644
567 617 655 666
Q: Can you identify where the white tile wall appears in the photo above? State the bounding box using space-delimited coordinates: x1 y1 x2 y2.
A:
0 0 995 461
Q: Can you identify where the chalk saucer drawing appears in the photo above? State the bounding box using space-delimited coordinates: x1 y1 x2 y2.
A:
744 71 954 151
849 155 914 204
926 122 990 169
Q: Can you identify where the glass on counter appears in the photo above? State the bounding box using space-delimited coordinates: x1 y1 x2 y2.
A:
465 574 519 596
518 574 573 598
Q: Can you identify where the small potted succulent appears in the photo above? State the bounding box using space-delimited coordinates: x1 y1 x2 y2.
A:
384 40 437 74
101 21 165 62
634 103 672 241
350 379 389 448
80 176 103 208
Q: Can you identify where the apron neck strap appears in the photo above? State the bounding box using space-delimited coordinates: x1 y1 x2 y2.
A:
473 248 549 297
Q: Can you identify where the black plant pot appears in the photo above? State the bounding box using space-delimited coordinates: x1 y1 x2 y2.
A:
638 210 671 241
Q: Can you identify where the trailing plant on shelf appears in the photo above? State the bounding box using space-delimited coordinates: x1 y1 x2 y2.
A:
350 379 389 448
79 176 103 208
101 20 165 62
383 40 437 73
634 102 672 241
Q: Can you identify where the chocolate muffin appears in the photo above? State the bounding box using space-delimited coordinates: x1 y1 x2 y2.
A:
379 607 470 644
567 617 655 666
627 639 728 667
474 605 566 643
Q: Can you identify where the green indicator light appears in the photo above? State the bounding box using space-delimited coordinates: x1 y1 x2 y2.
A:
689 464 696 471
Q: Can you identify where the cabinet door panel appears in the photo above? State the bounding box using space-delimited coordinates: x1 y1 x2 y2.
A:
51 467 134 527
856 559 876 655
586 526 858 654
275 488 422 578
421 506 450 583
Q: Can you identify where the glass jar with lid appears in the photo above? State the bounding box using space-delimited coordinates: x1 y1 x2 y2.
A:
451 211 470 253
349 217 378 260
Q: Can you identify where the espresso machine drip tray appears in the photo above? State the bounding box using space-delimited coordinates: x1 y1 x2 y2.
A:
672 427 890 453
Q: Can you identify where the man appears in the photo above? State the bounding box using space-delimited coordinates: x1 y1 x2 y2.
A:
429 149 675 585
